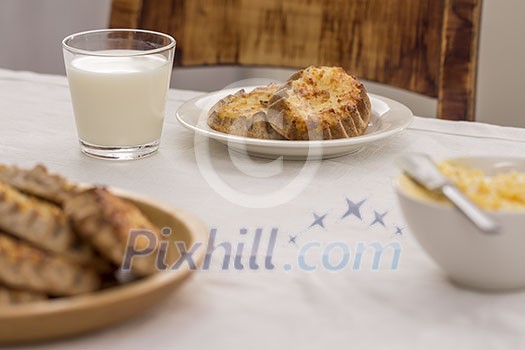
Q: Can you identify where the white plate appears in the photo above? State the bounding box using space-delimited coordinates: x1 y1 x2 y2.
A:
175 87 413 160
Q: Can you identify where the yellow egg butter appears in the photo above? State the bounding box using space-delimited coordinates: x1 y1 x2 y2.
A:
401 160 525 211
438 161 525 211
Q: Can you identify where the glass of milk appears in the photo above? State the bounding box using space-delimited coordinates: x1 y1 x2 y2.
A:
62 29 175 160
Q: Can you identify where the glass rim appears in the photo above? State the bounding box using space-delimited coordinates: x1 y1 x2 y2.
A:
62 28 176 57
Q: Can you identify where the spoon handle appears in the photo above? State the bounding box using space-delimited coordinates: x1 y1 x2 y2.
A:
442 185 500 234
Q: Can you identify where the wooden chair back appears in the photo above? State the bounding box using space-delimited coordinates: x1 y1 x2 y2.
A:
110 0 482 121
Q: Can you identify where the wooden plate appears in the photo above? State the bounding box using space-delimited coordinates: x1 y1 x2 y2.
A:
0 187 208 344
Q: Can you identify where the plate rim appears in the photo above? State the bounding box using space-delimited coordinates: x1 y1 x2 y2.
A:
175 87 414 149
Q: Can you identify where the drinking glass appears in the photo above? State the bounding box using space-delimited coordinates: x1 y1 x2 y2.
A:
63 29 176 160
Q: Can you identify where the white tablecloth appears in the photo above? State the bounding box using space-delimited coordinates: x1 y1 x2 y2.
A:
1 68 525 349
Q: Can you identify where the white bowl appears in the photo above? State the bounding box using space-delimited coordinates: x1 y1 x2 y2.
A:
396 156 525 291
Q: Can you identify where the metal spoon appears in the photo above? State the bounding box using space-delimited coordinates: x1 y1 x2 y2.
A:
397 153 500 234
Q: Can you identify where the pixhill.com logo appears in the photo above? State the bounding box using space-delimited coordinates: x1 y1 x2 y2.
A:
121 227 401 272
121 197 404 273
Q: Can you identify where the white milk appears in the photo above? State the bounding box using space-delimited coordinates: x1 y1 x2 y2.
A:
66 50 171 146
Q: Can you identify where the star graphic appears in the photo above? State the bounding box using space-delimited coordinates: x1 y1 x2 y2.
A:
370 210 388 227
341 198 366 220
394 226 404 235
310 213 327 229
288 234 298 245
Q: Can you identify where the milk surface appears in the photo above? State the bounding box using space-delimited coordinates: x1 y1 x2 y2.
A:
66 50 171 146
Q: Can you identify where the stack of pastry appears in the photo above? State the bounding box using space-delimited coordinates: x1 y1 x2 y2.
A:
0 164 162 304
208 66 371 141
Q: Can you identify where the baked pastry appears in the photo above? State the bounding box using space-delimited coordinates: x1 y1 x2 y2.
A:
0 164 78 206
64 188 161 276
267 66 371 140
0 286 47 304
207 83 284 139
0 233 100 296
0 181 92 264
0 163 180 302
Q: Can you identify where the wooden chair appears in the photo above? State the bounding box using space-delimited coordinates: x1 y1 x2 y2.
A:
110 0 482 121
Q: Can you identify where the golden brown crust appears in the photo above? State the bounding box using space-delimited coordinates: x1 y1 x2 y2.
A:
208 83 285 140
64 188 161 276
0 164 79 206
0 233 100 296
0 181 93 264
267 66 371 140
0 285 47 304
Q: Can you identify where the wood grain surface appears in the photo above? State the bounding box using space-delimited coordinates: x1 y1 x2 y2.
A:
110 0 482 121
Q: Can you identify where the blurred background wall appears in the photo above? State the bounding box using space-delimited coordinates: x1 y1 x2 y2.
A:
0 0 522 127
